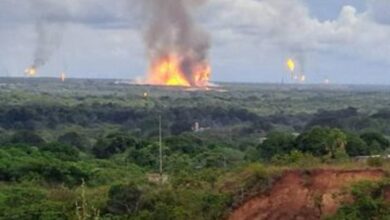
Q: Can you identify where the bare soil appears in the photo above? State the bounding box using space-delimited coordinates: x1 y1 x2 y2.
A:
228 169 385 220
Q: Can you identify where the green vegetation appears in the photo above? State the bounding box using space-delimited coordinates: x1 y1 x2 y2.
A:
328 180 390 220
0 78 390 219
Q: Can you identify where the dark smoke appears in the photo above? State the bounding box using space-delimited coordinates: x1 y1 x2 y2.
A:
33 20 63 68
142 0 210 85
30 0 66 69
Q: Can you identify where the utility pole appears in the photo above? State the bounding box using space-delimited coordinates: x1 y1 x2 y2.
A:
159 115 163 184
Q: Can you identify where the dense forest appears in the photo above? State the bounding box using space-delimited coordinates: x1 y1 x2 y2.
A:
0 78 390 219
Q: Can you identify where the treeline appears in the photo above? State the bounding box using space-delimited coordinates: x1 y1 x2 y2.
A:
0 104 267 134
2 104 390 140
259 127 390 162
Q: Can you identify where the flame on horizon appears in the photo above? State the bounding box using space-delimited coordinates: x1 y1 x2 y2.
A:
287 59 295 72
60 72 66 82
25 66 37 77
324 79 330 84
285 58 307 83
300 74 306 82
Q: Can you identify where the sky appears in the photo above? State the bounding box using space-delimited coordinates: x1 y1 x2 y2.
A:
0 0 390 85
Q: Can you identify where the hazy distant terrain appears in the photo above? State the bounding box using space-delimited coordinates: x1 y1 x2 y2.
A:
1 78 390 138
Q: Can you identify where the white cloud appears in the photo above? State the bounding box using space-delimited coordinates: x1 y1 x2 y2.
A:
0 0 390 83
206 0 390 63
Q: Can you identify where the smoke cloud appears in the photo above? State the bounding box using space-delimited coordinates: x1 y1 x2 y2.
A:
32 20 63 68
29 0 67 70
142 0 210 86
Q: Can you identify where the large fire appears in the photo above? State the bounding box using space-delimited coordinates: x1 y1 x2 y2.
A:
147 55 211 87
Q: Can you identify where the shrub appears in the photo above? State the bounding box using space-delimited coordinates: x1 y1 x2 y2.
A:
328 180 390 220
58 132 89 151
367 157 384 167
93 133 137 159
257 131 295 160
271 150 320 167
10 131 45 146
106 183 143 215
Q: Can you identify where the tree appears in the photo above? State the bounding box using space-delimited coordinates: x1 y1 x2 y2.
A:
39 142 80 161
170 121 193 135
10 130 45 146
58 132 88 150
258 131 295 160
296 127 347 158
92 133 136 159
164 134 203 155
325 128 347 159
106 183 143 215
346 133 369 156
307 107 358 129
360 132 389 154
127 143 159 168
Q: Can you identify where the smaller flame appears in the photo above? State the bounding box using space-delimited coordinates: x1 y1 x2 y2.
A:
25 66 37 77
286 59 295 72
324 79 330 84
300 74 306 82
60 72 66 82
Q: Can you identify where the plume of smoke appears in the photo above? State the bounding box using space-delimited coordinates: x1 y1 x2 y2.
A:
32 20 63 68
29 0 67 70
142 0 210 85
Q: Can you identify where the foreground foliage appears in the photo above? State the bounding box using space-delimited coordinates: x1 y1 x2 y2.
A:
328 180 390 220
0 79 390 219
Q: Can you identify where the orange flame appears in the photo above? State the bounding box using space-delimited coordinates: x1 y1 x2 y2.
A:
147 55 210 87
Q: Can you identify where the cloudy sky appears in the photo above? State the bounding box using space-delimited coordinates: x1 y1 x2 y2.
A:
0 0 389 84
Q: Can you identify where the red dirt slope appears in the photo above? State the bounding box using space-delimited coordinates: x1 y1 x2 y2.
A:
228 169 385 220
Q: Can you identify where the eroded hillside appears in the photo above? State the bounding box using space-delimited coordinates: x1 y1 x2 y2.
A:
228 169 386 220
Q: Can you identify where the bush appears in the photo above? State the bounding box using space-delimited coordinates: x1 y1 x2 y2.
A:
106 183 143 215
39 142 80 161
58 132 89 151
346 133 369 156
258 131 295 160
367 157 384 167
0 186 68 220
296 127 347 159
328 180 390 220
361 132 390 154
271 150 320 167
93 133 137 159
10 131 45 146
0 147 89 186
